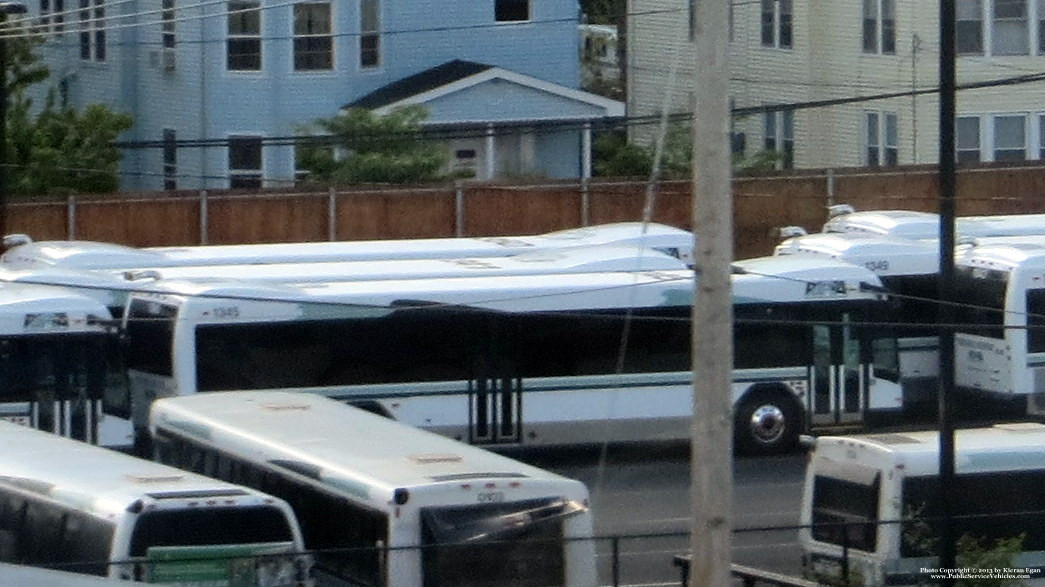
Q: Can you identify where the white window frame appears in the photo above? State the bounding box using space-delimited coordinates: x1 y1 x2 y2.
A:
1039 113 1045 160
956 113 1034 163
764 107 794 169
39 0 66 35
993 113 1028 161
760 0 792 49
163 129 177 191
294 2 333 71
360 0 380 69
992 0 1029 55
865 111 898 167
228 135 263 189
79 0 105 62
958 0 1045 56
862 0 896 54
227 0 261 72
957 116 982 163
957 0 985 54
162 0 175 49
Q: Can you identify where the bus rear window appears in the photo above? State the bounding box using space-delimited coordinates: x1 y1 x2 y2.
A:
420 498 583 587
128 506 294 557
811 472 881 552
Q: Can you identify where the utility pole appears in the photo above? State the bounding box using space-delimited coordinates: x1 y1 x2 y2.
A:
936 0 957 582
689 0 732 584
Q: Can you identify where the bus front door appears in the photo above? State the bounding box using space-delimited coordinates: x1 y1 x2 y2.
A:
811 316 866 427
468 374 522 445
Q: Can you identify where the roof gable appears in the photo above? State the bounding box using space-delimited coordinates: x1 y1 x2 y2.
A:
346 60 623 122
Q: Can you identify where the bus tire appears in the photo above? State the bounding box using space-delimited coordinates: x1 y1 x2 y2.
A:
733 389 801 456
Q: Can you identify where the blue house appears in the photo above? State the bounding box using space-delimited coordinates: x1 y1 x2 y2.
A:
26 0 623 191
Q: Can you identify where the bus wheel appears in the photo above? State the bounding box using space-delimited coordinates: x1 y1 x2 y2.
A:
734 390 800 456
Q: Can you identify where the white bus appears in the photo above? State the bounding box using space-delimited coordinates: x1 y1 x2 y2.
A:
0 420 310 585
818 206 1045 241
800 422 1045 586
0 222 694 270
118 255 903 456
148 390 597 587
952 241 1045 413
0 282 127 446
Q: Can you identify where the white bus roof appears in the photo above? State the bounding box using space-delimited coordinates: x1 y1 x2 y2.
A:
1 222 693 270
119 244 689 283
774 232 940 276
822 210 941 240
823 209 1045 241
0 245 687 312
131 255 883 319
813 422 1045 477
956 241 1045 274
0 420 288 520
149 391 588 498
0 282 112 333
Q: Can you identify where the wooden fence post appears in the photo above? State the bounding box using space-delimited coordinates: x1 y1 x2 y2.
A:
580 177 590 226
199 190 208 245
66 195 76 240
455 181 465 237
328 187 337 241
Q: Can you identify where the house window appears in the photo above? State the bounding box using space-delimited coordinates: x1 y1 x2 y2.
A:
764 108 794 169
39 0 65 34
862 0 895 54
227 1 261 71
959 0 1045 55
993 0 1028 55
760 0 792 49
294 2 332 71
993 114 1027 161
163 129 177 191
360 0 380 68
162 0 175 48
79 0 105 61
1038 0 1045 52
957 116 981 163
1040 114 1045 159
495 0 529 22
957 0 984 54
865 112 898 167
228 136 262 189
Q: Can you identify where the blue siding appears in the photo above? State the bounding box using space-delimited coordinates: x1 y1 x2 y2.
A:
28 0 589 190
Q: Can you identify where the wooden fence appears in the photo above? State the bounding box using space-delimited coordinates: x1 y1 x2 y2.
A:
7 161 1045 261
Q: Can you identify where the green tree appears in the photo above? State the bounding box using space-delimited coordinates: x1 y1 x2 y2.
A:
7 98 132 195
297 106 452 185
2 21 132 196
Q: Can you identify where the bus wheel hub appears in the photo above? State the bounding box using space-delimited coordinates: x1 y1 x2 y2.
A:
748 405 785 444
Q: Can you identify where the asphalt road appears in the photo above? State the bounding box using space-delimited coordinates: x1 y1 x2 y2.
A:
508 442 809 586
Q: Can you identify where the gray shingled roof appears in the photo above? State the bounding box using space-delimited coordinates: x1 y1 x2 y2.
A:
346 60 495 110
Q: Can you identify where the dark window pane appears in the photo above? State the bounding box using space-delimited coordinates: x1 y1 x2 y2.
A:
495 0 528 21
